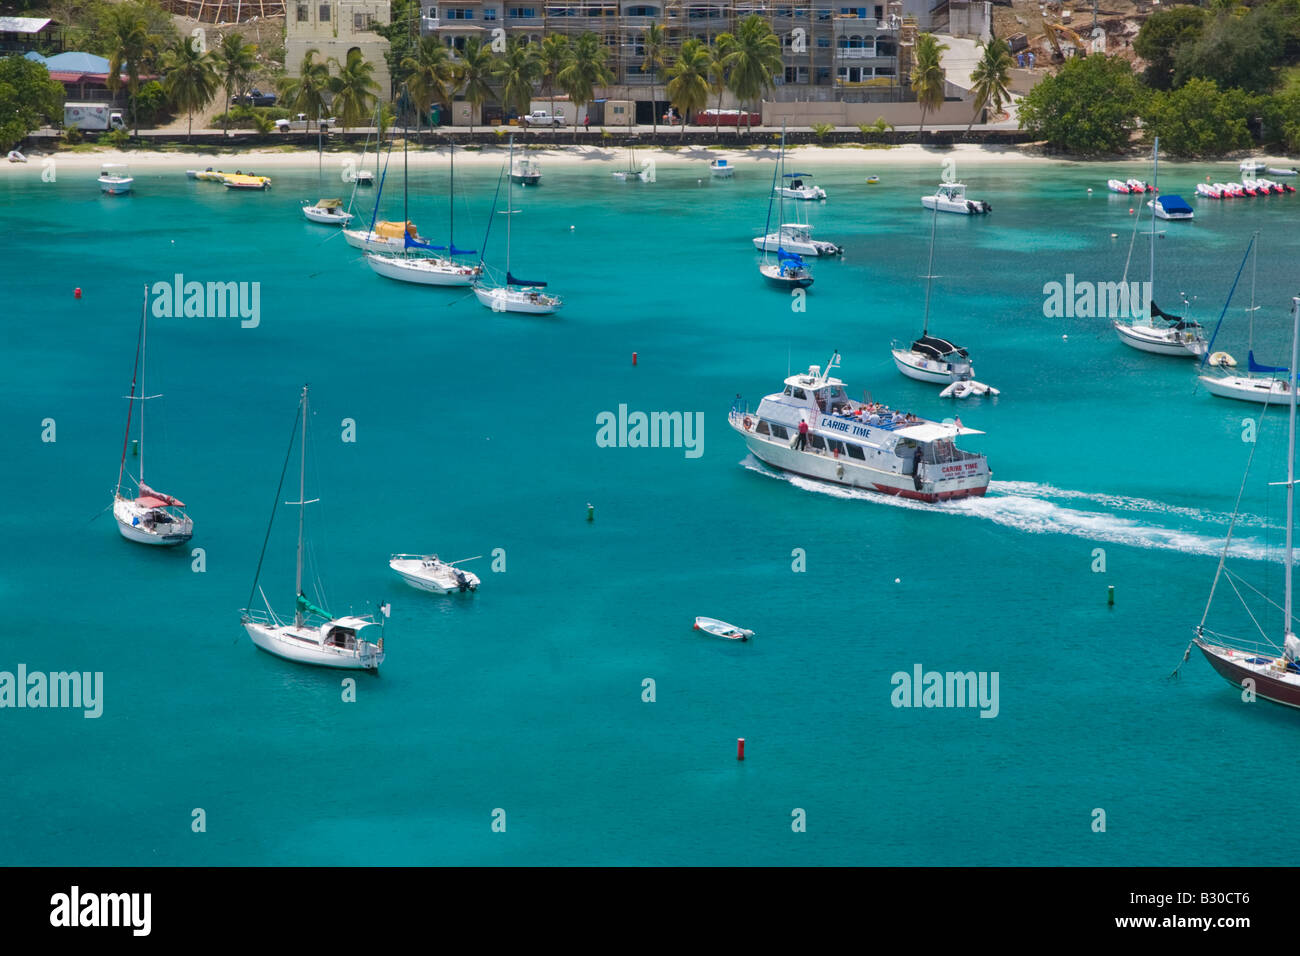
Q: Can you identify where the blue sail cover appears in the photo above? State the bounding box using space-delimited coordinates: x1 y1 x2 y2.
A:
1248 350 1289 374
777 247 804 265
783 172 812 178
450 244 477 256
506 271 546 288
404 232 445 251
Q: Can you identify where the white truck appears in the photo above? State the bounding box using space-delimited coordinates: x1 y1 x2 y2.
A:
521 109 566 128
275 113 336 132
64 103 125 131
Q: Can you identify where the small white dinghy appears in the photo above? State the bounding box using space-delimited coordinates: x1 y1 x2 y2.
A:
939 380 1000 399
7 149 27 163
302 198 353 225
389 554 481 594
694 616 753 641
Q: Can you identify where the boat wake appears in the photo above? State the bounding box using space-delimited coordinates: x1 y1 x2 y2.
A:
741 457 1280 561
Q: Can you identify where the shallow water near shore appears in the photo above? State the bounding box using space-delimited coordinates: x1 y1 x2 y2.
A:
4 155 1300 865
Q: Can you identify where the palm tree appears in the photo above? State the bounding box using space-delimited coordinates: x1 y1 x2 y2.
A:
276 49 331 130
707 34 735 136
641 22 667 133
160 37 218 141
910 32 949 135
558 31 614 141
665 38 710 140
329 48 380 132
537 34 572 137
215 32 257 137
498 36 541 122
104 6 157 136
402 36 455 132
454 36 498 134
725 15 782 134
964 38 1012 138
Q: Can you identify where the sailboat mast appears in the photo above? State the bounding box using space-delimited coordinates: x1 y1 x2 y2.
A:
403 107 409 240
506 136 513 279
116 287 147 498
295 385 308 626
1149 137 1157 315
921 201 939 338
1247 231 1259 363
449 139 454 251
762 126 782 262
139 288 147 486
1286 297 1299 640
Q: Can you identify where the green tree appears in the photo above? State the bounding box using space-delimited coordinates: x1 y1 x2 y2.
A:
1132 6 1207 90
558 32 614 140
641 22 668 132
215 32 257 137
498 36 541 121
0 55 65 152
377 0 422 96
707 34 735 135
276 50 332 128
160 37 218 141
1017 54 1144 154
910 32 949 135
454 36 499 133
1141 77 1253 156
1172 6 1286 94
402 36 455 130
725 15 782 133
330 48 381 132
104 4 160 135
665 37 711 139
537 34 572 135
964 38 1012 137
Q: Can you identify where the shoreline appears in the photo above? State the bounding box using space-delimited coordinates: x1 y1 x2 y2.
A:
6 142 1294 173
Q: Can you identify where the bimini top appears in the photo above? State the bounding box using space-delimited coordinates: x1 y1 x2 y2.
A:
1151 300 1201 329
894 422 985 442
911 334 969 360
328 615 377 632
1157 194 1193 214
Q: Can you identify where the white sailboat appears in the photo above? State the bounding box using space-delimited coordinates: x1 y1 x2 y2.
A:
473 136 562 314
365 130 482 287
1191 296 1300 709
241 385 387 671
343 125 431 253
612 140 654 183
113 287 193 547
757 125 814 289
1199 234 1293 404
891 202 995 395
1113 137 1208 358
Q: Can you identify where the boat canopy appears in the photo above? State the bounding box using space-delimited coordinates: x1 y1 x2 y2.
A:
911 334 969 360
138 482 183 507
404 231 445 252
315 198 343 208
1248 350 1289 375
329 615 375 631
506 271 546 288
1159 195 1194 214
296 593 332 619
374 220 418 239
1151 300 1201 329
784 172 813 178
894 422 985 442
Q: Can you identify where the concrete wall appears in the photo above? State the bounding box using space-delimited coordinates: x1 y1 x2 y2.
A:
285 0 392 95
763 96 981 128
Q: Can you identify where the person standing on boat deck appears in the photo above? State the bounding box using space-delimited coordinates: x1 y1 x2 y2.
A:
912 445 924 491
793 418 808 450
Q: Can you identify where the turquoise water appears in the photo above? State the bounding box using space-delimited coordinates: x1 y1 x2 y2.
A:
4 148 1300 866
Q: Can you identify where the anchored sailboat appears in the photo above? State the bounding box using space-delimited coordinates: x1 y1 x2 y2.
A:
343 119 431 254
1113 137 1208 358
112 286 193 547
612 139 653 183
757 125 813 290
241 385 386 671
365 133 481 287
473 136 562 315
1191 297 1300 708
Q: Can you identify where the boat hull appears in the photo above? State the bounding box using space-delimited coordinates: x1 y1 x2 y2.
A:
733 421 989 502
99 179 132 195
343 230 410 253
244 620 383 670
1113 321 1206 357
474 285 561 314
366 254 479 286
759 264 813 289
113 498 192 546
1198 374 1292 404
921 196 989 215
891 349 972 384
390 560 479 594
1196 638 1300 709
303 206 353 225
510 173 541 185
710 165 734 178
752 234 842 256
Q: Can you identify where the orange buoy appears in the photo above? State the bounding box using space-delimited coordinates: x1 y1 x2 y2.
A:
737 738 745 761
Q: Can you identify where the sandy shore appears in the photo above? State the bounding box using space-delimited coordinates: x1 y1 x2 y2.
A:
6 142 1292 174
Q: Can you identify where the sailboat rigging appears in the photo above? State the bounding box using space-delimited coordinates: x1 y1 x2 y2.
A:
757 125 813 289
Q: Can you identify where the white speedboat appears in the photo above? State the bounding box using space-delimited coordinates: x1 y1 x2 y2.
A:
1107 178 1132 194
112 287 193 546
343 220 430 253
98 163 132 195
730 351 990 502
510 157 541 185
752 223 842 257
241 385 386 671
302 198 353 225
694 617 752 640
1149 194 1193 220
921 182 990 215
389 554 481 593
475 137 563 315
777 172 826 200
709 159 734 178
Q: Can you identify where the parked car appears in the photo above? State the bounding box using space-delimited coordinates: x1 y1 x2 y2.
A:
521 110 567 128
233 88 277 108
275 113 335 132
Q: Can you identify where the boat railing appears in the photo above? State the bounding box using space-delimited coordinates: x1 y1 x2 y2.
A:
241 608 276 627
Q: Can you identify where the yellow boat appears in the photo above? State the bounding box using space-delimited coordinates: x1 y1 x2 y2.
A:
221 172 272 190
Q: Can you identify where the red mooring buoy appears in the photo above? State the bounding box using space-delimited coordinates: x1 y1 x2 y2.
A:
737 738 745 761
632 351 638 366
74 288 82 299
